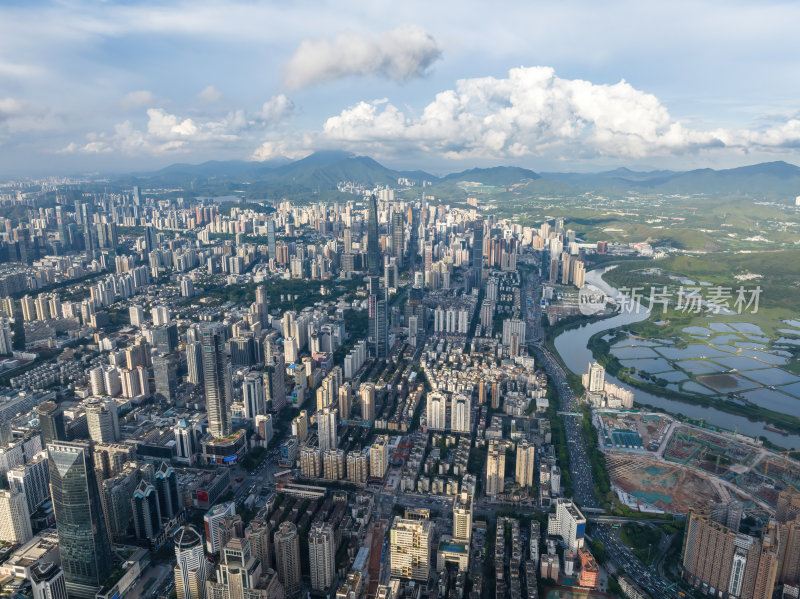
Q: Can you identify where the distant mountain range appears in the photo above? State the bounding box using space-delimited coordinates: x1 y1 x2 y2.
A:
117 151 800 202
543 161 800 197
119 151 435 191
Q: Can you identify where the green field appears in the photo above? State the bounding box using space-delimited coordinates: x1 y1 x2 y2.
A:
577 250 800 435
456 192 800 252
603 250 800 315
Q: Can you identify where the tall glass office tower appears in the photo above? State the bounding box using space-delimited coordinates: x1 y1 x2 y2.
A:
267 219 277 262
366 194 381 274
37 401 66 445
391 210 403 268
201 325 232 438
472 220 484 288
47 441 112 598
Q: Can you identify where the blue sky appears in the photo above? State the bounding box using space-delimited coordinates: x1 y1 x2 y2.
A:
2 0 800 176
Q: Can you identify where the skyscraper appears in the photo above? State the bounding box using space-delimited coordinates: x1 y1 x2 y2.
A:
30 562 68 599
152 323 178 353
85 398 120 443
0 319 12 355
369 293 388 360
204 501 236 554
682 511 780 599
486 441 505 498
711 499 745 531
131 480 162 541
515 440 536 489
154 461 181 520
47 441 113 598
174 525 207 599
186 341 203 385
366 194 380 274
0 489 32 543
392 210 404 268
267 219 277 263
37 401 66 445
265 357 286 412
144 225 158 254
370 435 389 479
452 492 473 542
338 383 352 421
242 372 266 419
547 499 586 552
343 227 352 254
7 453 50 516
274 522 302 597
317 407 338 452
451 394 471 434
360 383 375 424
585 362 605 393
174 419 198 462
309 522 336 591
245 517 272 571
472 220 484 287
206 536 263 599
153 353 178 403
776 490 800 523
390 518 432 581
100 464 138 542
201 325 233 438
291 410 308 443
426 392 446 430
254 284 269 318
82 203 95 255
384 255 398 290
502 318 526 349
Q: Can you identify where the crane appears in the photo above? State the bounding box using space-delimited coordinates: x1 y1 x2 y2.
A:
762 451 800 484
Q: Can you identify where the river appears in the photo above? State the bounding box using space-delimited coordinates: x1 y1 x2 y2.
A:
554 266 800 449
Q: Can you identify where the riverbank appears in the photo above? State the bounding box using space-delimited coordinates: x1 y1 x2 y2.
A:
586 329 800 436
551 266 800 449
544 310 617 392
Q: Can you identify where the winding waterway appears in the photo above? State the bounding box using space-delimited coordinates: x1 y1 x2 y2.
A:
554 266 800 449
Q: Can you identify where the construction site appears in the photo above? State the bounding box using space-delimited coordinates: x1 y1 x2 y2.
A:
734 453 800 508
662 425 759 475
607 455 727 514
600 411 800 515
596 410 671 452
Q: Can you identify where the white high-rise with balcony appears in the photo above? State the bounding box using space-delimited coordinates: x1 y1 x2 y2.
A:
309 522 335 591
426 392 446 430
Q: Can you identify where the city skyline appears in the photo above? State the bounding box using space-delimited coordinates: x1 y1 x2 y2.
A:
0 181 797 599
0 4 799 597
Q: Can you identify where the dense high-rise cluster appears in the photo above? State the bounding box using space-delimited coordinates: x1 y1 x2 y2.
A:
0 177 794 599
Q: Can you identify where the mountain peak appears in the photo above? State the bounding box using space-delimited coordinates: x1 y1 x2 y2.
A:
442 166 540 185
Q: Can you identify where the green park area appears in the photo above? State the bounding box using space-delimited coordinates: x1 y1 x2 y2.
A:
619 522 663 566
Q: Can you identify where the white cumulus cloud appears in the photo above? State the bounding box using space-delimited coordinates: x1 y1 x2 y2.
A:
283 25 442 90
65 95 294 155
257 94 294 123
251 139 310 162
319 66 730 160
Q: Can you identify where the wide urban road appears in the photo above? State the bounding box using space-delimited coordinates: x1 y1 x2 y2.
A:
524 269 600 510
